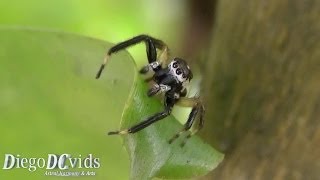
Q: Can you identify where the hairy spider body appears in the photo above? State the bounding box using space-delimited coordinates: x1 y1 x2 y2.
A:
96 35 204 147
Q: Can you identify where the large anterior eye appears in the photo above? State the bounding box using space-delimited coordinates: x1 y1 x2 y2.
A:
176 68 182 75
172 62 178 68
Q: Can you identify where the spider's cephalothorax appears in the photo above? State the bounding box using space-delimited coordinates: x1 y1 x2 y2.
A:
96 35 204 147
168 58 193 83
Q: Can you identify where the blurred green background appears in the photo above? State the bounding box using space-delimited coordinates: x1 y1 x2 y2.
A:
0 0 186 40
0 0 189 66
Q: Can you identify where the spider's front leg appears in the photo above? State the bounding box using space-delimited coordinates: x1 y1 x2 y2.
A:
108 104 173 135
168 97 205 147
96 34 169 79
139 61 161 74
139 45 170 74
147 84 171 97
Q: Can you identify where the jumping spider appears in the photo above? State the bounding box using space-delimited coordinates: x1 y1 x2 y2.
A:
96 35 204 146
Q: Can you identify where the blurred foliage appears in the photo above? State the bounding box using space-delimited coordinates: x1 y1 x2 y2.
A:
0 28 135 179
0 0 188 66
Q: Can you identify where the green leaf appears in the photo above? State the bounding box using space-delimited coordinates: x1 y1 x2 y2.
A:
0 27 132 179
120 57 224 179
0 27 223 180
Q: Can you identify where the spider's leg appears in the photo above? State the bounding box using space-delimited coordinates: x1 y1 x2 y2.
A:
168 97 204 146
147 84 161 97
175 97 200 107
140 42 170 74
168 106 198 144
180 104 204 147
158 46 170 67
140 39 169 74
139 61 161 74
108 105 173 135
96 35 167 78
147 84 172 97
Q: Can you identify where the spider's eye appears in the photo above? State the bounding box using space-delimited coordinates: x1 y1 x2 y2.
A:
172 62 178 68
176 68 182 75
182 74 186 78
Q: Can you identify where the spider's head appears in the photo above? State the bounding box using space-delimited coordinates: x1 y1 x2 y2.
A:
168 57 193 83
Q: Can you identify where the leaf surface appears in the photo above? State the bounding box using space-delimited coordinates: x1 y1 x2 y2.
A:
121 67 224 180
0 27 223 180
